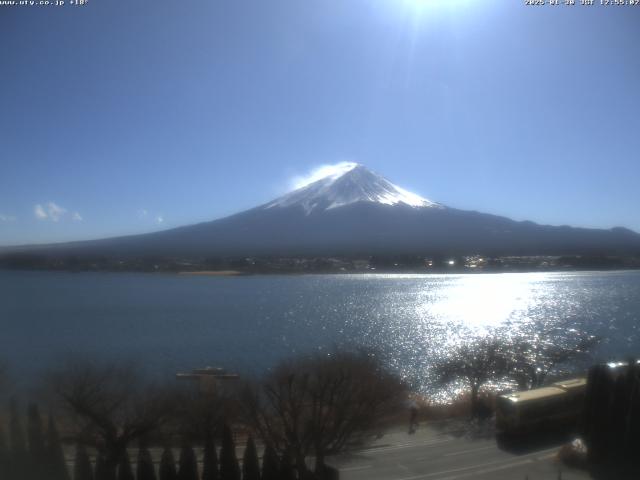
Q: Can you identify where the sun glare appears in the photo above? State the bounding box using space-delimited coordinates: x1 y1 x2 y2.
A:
397 0 477 16
403 0 435 8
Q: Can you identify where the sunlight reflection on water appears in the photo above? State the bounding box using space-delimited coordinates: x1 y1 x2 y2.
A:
1 270 640 399
334 272 640 399
418 273 539 330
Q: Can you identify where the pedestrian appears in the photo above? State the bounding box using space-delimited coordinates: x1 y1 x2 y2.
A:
408 400 418 434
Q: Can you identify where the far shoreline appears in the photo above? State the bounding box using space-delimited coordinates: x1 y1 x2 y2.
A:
2 266 640 277
178 270 244 276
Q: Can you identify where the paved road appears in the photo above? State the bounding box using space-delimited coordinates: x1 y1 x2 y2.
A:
330 423 589 480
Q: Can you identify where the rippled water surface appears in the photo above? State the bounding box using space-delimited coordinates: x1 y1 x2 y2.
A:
1 270 639 392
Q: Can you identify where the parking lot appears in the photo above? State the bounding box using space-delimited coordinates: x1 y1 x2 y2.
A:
331 422 589 480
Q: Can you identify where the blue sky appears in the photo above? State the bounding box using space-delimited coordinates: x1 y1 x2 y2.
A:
1 0 639 246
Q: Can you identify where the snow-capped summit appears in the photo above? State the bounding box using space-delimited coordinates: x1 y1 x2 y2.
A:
265 163 442 214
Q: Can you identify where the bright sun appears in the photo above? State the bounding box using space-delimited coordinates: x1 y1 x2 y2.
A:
400 0 473 12
404 0 438 7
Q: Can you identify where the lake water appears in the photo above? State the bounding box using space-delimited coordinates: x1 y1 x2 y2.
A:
1 270 639 395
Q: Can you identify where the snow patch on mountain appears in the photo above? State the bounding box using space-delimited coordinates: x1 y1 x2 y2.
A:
265 163 442 214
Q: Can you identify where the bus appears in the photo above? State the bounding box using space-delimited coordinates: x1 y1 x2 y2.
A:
496 377 587 436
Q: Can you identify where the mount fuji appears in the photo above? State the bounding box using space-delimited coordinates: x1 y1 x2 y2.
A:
4 164 640 259
264 163 442 214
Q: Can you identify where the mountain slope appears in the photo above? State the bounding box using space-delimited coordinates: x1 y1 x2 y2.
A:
3 165 640 258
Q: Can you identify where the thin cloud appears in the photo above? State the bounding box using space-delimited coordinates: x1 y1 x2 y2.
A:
0 213 16 222
47 202 67 222
34 202 74 222
72 212 83 222
34 204 48 220
139 208 164 225
291 161 358 189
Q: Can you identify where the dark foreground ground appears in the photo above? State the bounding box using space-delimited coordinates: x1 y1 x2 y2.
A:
330 420 589 480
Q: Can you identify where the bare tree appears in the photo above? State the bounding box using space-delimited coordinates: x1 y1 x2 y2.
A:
242 349 406 477
170 382 240 443
48 360 176 480
433 337 509 417
507 333 599 390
